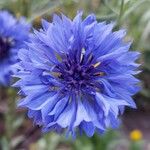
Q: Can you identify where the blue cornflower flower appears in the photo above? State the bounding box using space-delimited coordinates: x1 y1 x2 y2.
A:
0 11 30 86
14 12 140 137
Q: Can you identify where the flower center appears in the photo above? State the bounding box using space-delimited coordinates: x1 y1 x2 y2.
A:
0 37 12 61
53 54 104 92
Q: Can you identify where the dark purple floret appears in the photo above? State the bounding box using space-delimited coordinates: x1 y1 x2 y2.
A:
54 53 103 93
0 37 13 61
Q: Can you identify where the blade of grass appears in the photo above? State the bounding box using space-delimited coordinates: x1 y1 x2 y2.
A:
122 0 150 20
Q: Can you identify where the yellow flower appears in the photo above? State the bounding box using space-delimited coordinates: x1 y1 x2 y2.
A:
130 129 143 141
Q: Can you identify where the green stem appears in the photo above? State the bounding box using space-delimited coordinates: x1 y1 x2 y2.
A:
104 0 119 15
5 88 16 149
21 0 30 17
118 0 124 26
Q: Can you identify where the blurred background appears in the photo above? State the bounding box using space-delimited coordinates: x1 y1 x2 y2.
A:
0 0 150 150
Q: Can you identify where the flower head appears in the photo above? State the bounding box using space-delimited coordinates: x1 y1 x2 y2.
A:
130 129 143 141
0 11 30 85
14 12 140 137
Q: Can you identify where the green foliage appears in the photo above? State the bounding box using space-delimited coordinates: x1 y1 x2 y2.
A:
129 141 144 150
31 130 118 150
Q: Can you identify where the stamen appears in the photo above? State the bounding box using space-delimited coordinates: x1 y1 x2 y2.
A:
94 72 105 76
80 48 85 62
93 62 101 68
